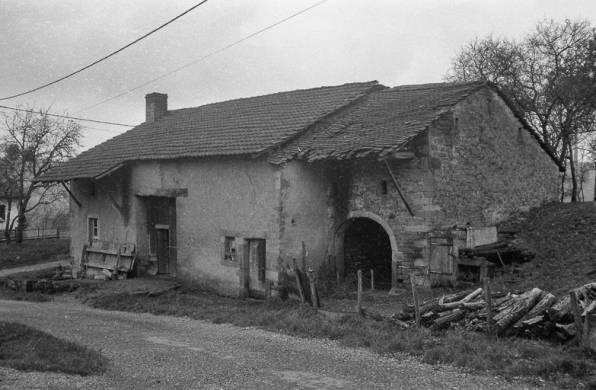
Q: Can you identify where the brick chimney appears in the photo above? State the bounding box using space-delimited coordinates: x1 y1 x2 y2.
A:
145 93 168 123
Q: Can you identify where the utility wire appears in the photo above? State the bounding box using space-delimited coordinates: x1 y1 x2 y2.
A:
80 125 126 134
76 0 330 114
0 105 133 127
0 0 209 101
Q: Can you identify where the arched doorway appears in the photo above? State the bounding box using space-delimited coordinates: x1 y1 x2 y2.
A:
333 211 399 291
344 218 392 287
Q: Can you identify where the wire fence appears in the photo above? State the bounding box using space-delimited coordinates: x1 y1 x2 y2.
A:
0 228 70 242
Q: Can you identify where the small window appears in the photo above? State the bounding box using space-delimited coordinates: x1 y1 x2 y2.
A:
0 204 5 220
88 217 99 243
381 180 388 195
224 236 236 261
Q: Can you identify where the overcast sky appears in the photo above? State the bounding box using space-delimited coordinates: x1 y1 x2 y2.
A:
1 0 595 151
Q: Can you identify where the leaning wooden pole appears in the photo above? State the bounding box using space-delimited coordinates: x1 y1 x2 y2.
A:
383 160 415 216
292 258 306 304
307 270 320 310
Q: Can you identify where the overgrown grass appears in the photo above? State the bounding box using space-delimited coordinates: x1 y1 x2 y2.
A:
0 288 52 302
0 239 70 270
89 289 596 388
0 321 108 376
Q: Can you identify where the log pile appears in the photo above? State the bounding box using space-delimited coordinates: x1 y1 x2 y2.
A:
395 282 596 342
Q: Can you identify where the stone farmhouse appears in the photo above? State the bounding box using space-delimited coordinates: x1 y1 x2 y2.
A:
35 81 561 296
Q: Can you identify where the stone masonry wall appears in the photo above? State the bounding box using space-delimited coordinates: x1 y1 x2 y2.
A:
342 88 560 288
431 88 560 227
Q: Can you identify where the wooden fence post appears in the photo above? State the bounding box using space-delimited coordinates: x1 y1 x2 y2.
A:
410 274 421 328
484 277 492 334
371 269 375 291
570 290 584 344
357 270 363 316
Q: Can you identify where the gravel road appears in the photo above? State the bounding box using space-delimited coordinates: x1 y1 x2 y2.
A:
0 299 546 390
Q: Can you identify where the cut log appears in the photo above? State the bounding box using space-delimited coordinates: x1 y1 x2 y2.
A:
438 288 482 309
361 308 409 329
492 288 542 335
432 309 467 330
410 289 475 315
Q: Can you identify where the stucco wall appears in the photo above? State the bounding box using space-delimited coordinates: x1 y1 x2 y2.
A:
70 168 137 260
69 156 341 296
276 161 335 272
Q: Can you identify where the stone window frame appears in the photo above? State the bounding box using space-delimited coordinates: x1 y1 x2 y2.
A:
87 213 100 244
220 229 243 267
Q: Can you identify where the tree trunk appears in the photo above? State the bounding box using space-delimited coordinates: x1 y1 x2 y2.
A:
3 199 12 245
15 210 26 245
560 167 567 203
569 140 578 202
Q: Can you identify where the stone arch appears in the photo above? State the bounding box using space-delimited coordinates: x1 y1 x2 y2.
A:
333 210 399 291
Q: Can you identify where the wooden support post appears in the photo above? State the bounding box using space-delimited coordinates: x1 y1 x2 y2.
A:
292 258 306 304
371 269 375 291
569 290 584 343
60 181 82 207
307 270 319 310
357 270 363 316
265 280 272 301
484 277 493 334
410 274 421 328
383 160 415 216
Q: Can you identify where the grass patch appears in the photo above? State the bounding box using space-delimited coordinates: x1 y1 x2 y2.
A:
0 288 52 302
0 321 108 376
88 289 596 387
0 239 70 270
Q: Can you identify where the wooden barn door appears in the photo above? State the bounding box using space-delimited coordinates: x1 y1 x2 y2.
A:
429 238 454 287
247 239 266 297
147 197 177 276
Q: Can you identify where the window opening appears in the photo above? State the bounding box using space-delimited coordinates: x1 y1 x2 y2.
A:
224 236 237 261
381 180 388 195
88 217 99 244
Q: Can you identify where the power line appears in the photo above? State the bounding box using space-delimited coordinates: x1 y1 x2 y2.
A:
76 0 330 114
0 105 134 127
0 0 210 101
80 125 125 134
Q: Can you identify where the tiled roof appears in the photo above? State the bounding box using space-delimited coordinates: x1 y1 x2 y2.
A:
268 81 489 163
36 81 380 182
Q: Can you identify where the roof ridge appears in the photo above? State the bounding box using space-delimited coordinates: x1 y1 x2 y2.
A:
168 81 380 114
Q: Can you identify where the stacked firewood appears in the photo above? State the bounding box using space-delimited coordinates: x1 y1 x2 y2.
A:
395 282 596 342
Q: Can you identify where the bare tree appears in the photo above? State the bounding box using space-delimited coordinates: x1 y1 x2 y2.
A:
446 19 596 201
0 106 81 244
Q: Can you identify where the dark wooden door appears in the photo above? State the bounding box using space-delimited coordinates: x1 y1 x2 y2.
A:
248 239 266 294
156 228 170 274
147 197 177 276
